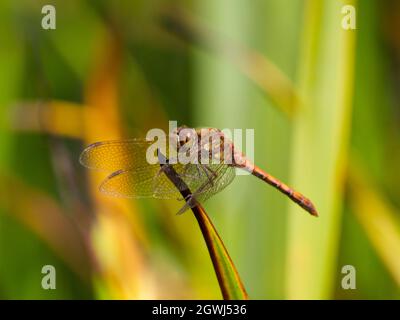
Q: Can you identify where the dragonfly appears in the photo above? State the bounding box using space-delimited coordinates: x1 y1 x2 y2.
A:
80 126 318 216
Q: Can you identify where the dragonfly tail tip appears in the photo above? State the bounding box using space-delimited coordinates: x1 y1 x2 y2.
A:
308 205 319 217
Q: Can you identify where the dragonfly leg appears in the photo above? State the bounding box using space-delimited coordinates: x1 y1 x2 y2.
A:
181 163 196 179
195 164 202 178
176 177 216 214
176 195 198 215
176 193 192 201
176 202 191 215
202 164 218 186
155 165 168 178
200 164 214 186
204 165 218 179
156 154 180 177
181 194 192 201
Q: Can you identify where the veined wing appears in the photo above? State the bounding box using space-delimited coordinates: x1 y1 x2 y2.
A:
152 161 236 199
99 164 190 200
194 165 236 203
99 165 161 198
152 162 209 197
80 138 174 198
79 139 168 172
81 139 236 203
99 162 235 201
175 164 236 214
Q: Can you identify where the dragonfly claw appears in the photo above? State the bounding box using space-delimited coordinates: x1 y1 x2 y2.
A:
176 195 197 215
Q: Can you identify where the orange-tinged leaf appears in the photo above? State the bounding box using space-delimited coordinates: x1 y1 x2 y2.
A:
10 100 84 139
82 31 153 299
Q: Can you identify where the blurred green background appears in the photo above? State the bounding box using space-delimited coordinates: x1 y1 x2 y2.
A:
1 0 400 299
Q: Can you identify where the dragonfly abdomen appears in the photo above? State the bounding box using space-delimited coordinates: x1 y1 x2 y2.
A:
248 165 318 217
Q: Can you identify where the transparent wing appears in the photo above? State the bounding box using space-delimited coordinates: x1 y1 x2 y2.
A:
153 162 207 197
175 164 236 214
99 162 235 200
81 139 236 203
194 165 236 202
79 139 166 172
99 166 161 198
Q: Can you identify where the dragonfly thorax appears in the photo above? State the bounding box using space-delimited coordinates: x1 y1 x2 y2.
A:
170 127 235 165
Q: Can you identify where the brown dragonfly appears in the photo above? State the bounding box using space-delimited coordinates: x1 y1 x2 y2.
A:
80 126 318 216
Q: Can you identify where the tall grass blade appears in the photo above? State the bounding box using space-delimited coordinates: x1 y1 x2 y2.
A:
285 0 356 299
